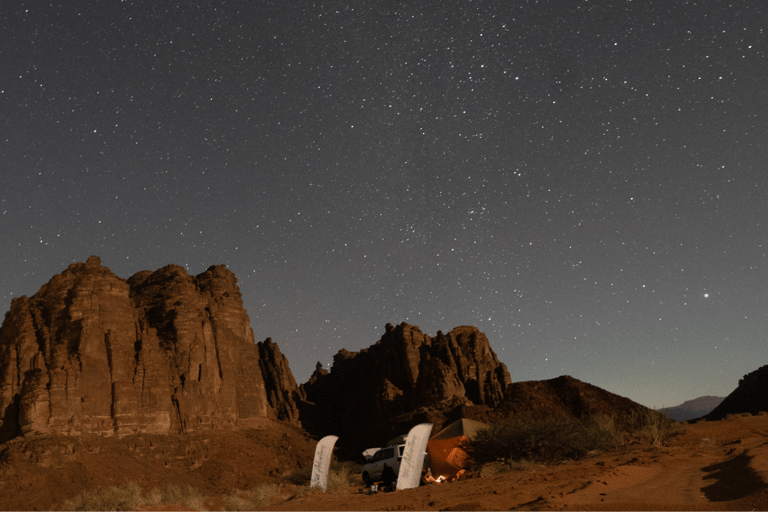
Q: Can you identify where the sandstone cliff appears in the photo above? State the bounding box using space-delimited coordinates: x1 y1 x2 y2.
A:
257 338 301 422
705 365 768 420
300 322 512 449
0 256 272 441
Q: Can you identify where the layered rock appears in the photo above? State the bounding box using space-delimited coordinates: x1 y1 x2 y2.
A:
257 338 300 422
705 365 768 420
300 322 512 449
0 256 271 442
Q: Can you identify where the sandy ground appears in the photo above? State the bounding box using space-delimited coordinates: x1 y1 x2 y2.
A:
1 413 766 510
264 413 768 511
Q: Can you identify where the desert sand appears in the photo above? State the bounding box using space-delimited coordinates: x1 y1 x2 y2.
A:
266 413 768 511
0 413 766 510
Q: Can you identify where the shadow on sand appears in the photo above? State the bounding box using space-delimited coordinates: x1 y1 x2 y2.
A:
701 450 766 502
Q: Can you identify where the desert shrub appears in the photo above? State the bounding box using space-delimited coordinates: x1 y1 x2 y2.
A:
758 411 768 416
326 461 360 491
463 415 623 467
283 460 360 492
283 464 313 486
60 482 207 511
224 483 281 510
61 481 147 511
628 408 679 446
159 483 205 510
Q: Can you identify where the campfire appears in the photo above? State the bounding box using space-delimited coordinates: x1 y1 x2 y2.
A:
423 469 465 484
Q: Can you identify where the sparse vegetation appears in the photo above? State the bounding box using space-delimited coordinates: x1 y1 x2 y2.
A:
629 408 680 446
60 481 206 511
61 481 147 511
283 460 360 491
224 483 281 510
326 461 360 491
463 414 624 468
159 483 206 510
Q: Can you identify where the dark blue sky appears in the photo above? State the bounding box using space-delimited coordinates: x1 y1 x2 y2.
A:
2 0 767 408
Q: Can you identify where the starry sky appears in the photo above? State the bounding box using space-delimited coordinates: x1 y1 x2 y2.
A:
2 0 767 409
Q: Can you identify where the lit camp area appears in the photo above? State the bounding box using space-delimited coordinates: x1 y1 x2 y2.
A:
425 418 488 483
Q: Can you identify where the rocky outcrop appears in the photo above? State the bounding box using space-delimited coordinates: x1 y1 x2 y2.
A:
300 322 512 449
257 338 301 422
705 365 768 420
0 256 272 442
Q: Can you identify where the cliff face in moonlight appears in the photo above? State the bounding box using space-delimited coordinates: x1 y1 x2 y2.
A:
705 365 768 420
300 322 512 447
0 256 273 441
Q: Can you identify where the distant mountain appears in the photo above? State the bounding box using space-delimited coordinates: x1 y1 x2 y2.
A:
705 365 768 421
658 396 725 422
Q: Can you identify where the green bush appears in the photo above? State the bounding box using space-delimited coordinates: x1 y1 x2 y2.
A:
463 415 624 467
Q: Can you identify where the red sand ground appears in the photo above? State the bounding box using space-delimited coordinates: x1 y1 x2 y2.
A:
267 413 768 511
0 414 766 510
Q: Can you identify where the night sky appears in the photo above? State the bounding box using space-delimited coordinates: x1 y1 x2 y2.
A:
2 0 767 409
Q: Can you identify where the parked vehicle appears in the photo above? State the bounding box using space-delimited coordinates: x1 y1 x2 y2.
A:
361 433 430 488
361 443 405 487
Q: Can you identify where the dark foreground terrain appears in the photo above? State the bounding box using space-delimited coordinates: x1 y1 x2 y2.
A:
1 413 767 511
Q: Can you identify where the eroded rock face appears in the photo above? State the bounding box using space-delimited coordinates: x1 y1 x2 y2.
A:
300 322 512 449
0 256 271 441
705 365 768 420
257 338 301 422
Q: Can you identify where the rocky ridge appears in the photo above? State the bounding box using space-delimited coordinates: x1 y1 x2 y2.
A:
705 365 768 420
1 256 659 452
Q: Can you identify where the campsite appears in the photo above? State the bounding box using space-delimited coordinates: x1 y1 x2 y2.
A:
274 412 768 511
2 411 766 510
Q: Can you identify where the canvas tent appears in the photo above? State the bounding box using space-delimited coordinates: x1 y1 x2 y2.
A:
426 418 488 480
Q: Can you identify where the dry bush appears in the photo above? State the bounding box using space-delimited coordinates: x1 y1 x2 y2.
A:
283 460 360 491
629 408 680 446
463 415 623 467
326 461 359 491
61 482 207 511
224 484 281 511
159 483 205 510
61 481 147 511
283 464 313 486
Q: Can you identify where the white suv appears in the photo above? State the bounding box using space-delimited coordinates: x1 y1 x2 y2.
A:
361 444 405 487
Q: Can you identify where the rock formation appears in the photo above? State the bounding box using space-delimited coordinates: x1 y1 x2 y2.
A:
0 256 272 442
491 375 648 420
257 338 301 422
705 365 768 420
300 322 512 449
